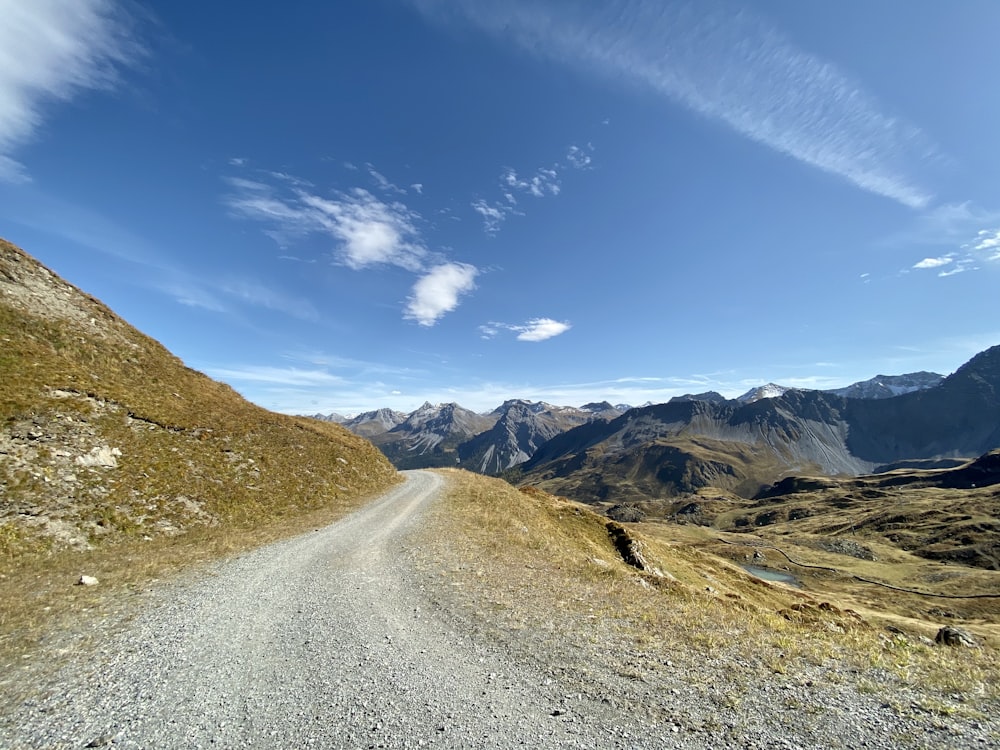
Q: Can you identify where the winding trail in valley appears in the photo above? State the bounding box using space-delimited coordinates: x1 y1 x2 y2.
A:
5 471 634 749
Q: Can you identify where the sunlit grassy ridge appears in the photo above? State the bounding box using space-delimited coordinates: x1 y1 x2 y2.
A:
418 469 999 715
0 238 399 671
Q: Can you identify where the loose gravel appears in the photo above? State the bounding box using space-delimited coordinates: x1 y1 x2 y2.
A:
3 471 997 749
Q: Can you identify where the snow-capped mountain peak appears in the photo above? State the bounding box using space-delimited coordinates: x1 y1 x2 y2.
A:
737 383 792 403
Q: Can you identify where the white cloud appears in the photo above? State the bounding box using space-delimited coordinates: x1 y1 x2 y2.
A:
503 166 560 198
226 178 427 271
471 198 513 234
226 172 484 324
516 318 571 341
411 182 424 194
405 262 479 326
481 317 572 342
912 256 953 270
974 229 1000 252
0 0 142 181
901 216 1000 277
411 0 935 209
938 265 972 278
566 144 593 169
366 163 406 195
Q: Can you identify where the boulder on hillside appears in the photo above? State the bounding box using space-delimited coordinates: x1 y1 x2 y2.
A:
934 625 978 648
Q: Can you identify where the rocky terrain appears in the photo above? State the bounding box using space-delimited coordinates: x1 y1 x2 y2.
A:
513 349 1000 505
0 237 397 557
4 472 997 749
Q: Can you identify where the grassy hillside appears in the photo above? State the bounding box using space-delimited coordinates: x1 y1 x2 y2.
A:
0 238 399 664
415 470 998 720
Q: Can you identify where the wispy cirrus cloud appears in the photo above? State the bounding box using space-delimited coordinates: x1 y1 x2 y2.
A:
227 172 480 325
220 279 319 321
0 0 143 182
204 365 343 387
225 177 427 271
480 317 571 342
901 203 1000 278
413 0 935 209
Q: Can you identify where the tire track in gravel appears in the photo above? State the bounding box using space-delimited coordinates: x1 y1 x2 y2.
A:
5 471 633 750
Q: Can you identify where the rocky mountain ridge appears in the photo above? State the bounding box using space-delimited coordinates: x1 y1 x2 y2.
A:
320 368 951 475
518 346 1000 504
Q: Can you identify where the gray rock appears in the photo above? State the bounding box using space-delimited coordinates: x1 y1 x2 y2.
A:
935 625 978 648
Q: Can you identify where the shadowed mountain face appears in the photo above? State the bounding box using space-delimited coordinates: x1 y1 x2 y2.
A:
518 349 1000 504
369 402 498 470
0 239 398 554
457 400 598 474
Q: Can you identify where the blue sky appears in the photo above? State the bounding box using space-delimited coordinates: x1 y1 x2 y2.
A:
1 0 999 415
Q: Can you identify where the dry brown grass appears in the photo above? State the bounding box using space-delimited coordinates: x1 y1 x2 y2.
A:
420 469 1000 714
0 237 402 694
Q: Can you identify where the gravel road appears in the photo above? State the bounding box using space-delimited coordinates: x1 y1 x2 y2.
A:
5 471 643 749
5 471 997 750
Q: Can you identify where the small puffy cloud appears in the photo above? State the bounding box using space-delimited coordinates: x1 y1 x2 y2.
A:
405 262 479 326
301 190 426 271
481 317 572 342
471 198 513 234
566 144 593 169
503 167 560 198
410 182 424 194
516 318 571 341
912 256 953 270
975 229 1000 251
0 0 142 181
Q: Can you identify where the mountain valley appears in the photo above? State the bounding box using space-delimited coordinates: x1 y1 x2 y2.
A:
2 237 998 748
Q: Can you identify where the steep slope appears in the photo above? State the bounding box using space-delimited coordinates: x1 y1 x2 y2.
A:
844 346 1000 463
371 402 497 469
0 238 398 556
457 400 598 474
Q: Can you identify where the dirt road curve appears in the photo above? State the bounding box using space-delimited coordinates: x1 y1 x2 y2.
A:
5 471 631 749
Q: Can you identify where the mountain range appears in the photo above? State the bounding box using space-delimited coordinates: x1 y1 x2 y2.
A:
319 360 999 504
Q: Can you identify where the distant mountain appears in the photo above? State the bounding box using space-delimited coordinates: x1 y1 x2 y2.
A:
668 391 727 404
310 412 348 424
458 400 599 473
827 371 943 399
371 402 497 470
342 408 408 439
737 383 793 403
518 347 1000 505
323 361 973 481
580 401 629 419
